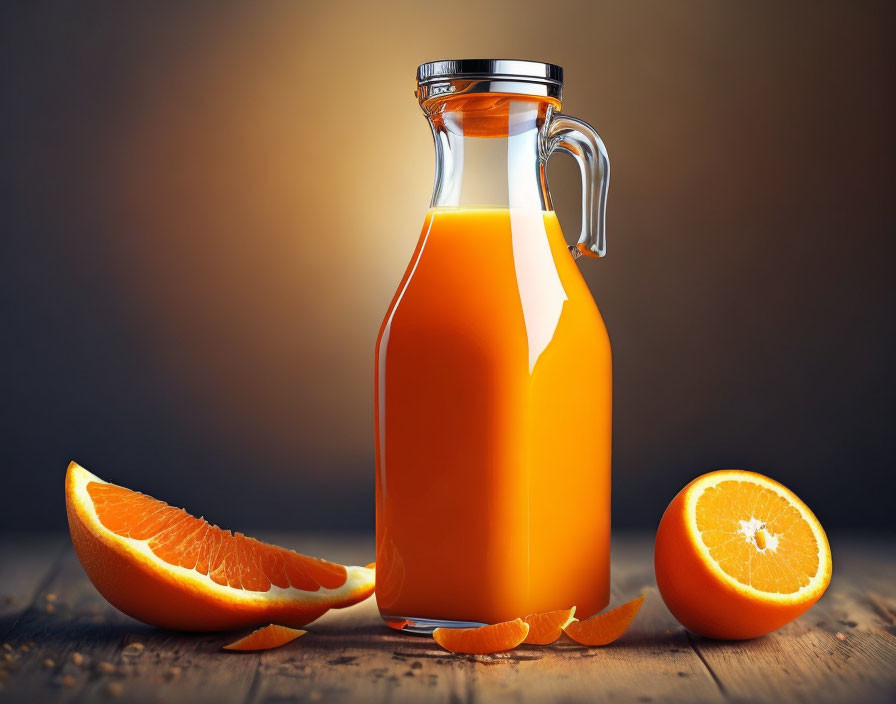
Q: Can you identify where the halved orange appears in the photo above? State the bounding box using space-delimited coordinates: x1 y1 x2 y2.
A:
432 618 529 654
654 469 832 639
522 607 576 645
65 462 375 631
223 624 306 651
563 595 644 646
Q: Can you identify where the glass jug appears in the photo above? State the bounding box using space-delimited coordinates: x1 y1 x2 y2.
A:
375 60 611 631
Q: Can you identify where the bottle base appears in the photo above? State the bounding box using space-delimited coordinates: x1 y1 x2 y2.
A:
382 615 487 635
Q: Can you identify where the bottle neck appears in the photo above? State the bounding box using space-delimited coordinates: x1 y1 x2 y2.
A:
425 95 557 211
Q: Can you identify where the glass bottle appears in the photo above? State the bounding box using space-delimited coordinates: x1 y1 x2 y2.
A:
375 60 611 631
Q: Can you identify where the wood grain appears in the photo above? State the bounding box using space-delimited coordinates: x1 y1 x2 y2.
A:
0 534 893 704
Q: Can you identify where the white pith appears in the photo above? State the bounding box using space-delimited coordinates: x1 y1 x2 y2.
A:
69 463 374 607
685 470 831 604
738 517 779 553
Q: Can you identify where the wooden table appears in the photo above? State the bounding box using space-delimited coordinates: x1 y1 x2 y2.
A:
0 533 893 703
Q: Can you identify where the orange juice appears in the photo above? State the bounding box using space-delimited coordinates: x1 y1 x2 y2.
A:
375 207 611 624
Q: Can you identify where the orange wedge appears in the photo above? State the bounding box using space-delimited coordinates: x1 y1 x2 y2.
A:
563 595 644 646
223 624 306 651
522 607 576 645
65 462 375 631
432 618 529 654
654 469 832 639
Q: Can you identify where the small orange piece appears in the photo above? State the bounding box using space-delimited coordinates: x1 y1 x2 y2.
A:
563 595 644 646
223 624 306 651
65 462 375 631
432 618 529 654
385 619 410 631
522 607 576 645
654 470 832 640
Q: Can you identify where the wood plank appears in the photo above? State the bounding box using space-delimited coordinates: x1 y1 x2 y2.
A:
242 534 476 704
0 533 378 704
0 533 893 704
684 536 896 704
246 535 725 704
0 546 259 704
0 534 69 701
0 535 68 635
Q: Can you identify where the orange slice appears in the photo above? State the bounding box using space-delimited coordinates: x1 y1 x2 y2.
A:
563 595 644 646
654 469 832 639
65 462 375 631
432 618 529 654
522 607 576 645
223 624 306 651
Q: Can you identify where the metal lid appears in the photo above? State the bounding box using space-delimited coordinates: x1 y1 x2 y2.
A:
417 59 563 87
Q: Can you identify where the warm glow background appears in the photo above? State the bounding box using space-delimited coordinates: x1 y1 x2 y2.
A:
2 1 893 532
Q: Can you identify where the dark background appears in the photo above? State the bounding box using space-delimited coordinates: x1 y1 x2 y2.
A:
2 1 894 535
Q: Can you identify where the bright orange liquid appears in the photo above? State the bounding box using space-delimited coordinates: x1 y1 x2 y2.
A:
375 208 611 623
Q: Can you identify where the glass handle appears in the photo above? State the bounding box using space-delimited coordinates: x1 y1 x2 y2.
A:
545 114 610 259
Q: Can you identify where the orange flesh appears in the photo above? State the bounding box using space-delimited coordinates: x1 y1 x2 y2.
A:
223 624 306 651
563 595 644 646
375 208 612 624
87 481 347 592
432 618 530 654
695 480 819 593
